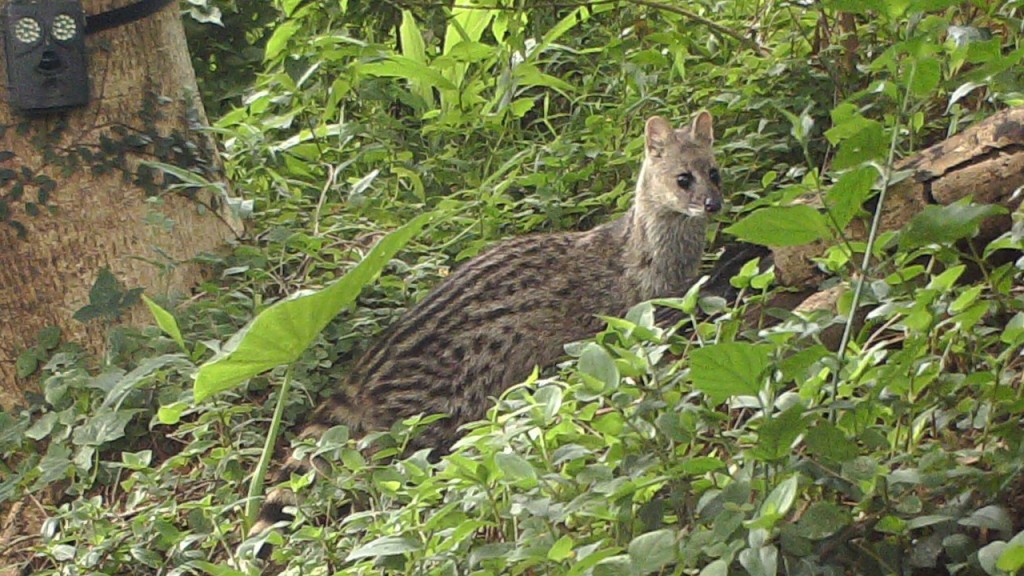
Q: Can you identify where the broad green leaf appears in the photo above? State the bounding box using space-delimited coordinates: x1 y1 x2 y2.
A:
690 342 772 403
495 452 536 484
752 405 807 461
73 268 143 323
346 535 420 561
72 409 134 447
440 2 494 109
927 264 966 290
33 443 72 489
1001 312 1024 345
192 561 248 576
761 475 799 518
725 206 830 247
548 535 574 561
194 212 435 402
826 166 876 229
513 63 575 95
826 114 885 170
911 58 941 97
960 505 1013 534
264 21 299 61
594 555 632 576
628 529 676 574
37 325 60 350
700 559 729 576
399 11 432 107
739 545 779 576
121 450 152 470
805 421 857 462
399 11 426 64
979 541 1007 575
678 456 726 475
900 201 1005 249
797 502 850 539
157 401 187 425
997 544 1024 572
143 296 185 350
578 343 620 392
536 6 591 53
905 515 954 530
359 57 457 91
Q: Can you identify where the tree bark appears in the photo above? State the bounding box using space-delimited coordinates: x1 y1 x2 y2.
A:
0 0 242 409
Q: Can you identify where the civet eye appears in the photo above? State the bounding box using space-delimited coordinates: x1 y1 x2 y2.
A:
676 172 694 189
709 168 721 185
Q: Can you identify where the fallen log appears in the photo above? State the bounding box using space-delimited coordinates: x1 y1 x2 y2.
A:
773 105 1024 290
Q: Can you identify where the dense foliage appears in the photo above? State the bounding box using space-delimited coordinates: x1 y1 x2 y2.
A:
3 1 1024 575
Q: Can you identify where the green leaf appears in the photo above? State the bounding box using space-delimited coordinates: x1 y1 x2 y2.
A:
15 350 38 379
121 450 153 470
594 555 632 576
578 343 620 392
33 443 72 489
628 529 676 574
738 545 778 576
911 58 942 97
72 409 134 447
37 326 60 350
191 561 247 576
142 296 185 351
194 212 435 402
690 343 772 404
997 544 1024 572
825 114 885 170
346 535 420 561
900 201 1005 249
264 21 299 61
677 456 726 475
360 57 457 91
960 505 1012 534
548 535 574 561
700 559 729 576
399 11 432 106
495 452 537 485
157 401 187 425
73 268 143 323
761 475 799 518
797 502 850 540
1001 312 1024 345
725 206 830 247
979 541 1007 575
826 166 876 229
805 421 857 462
752 405 807 461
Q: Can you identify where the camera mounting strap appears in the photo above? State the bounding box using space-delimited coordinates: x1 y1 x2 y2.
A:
84 0 176 36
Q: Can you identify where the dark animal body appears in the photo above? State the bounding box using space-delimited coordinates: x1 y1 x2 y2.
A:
251 112 723 542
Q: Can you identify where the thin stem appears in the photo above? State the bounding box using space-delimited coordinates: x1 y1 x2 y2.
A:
830 73 915 421
245 364 295 532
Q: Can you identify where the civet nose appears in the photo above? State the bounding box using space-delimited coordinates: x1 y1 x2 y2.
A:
704 197 722 214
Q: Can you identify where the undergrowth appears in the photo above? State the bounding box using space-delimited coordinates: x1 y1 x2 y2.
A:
4 1 1024 575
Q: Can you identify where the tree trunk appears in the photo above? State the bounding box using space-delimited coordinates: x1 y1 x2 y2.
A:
0 0 242 409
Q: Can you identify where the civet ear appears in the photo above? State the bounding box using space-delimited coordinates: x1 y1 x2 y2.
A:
645 116 673 156
690 110 714 145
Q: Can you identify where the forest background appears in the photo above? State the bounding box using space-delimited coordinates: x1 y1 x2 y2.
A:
4 0 1024 575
